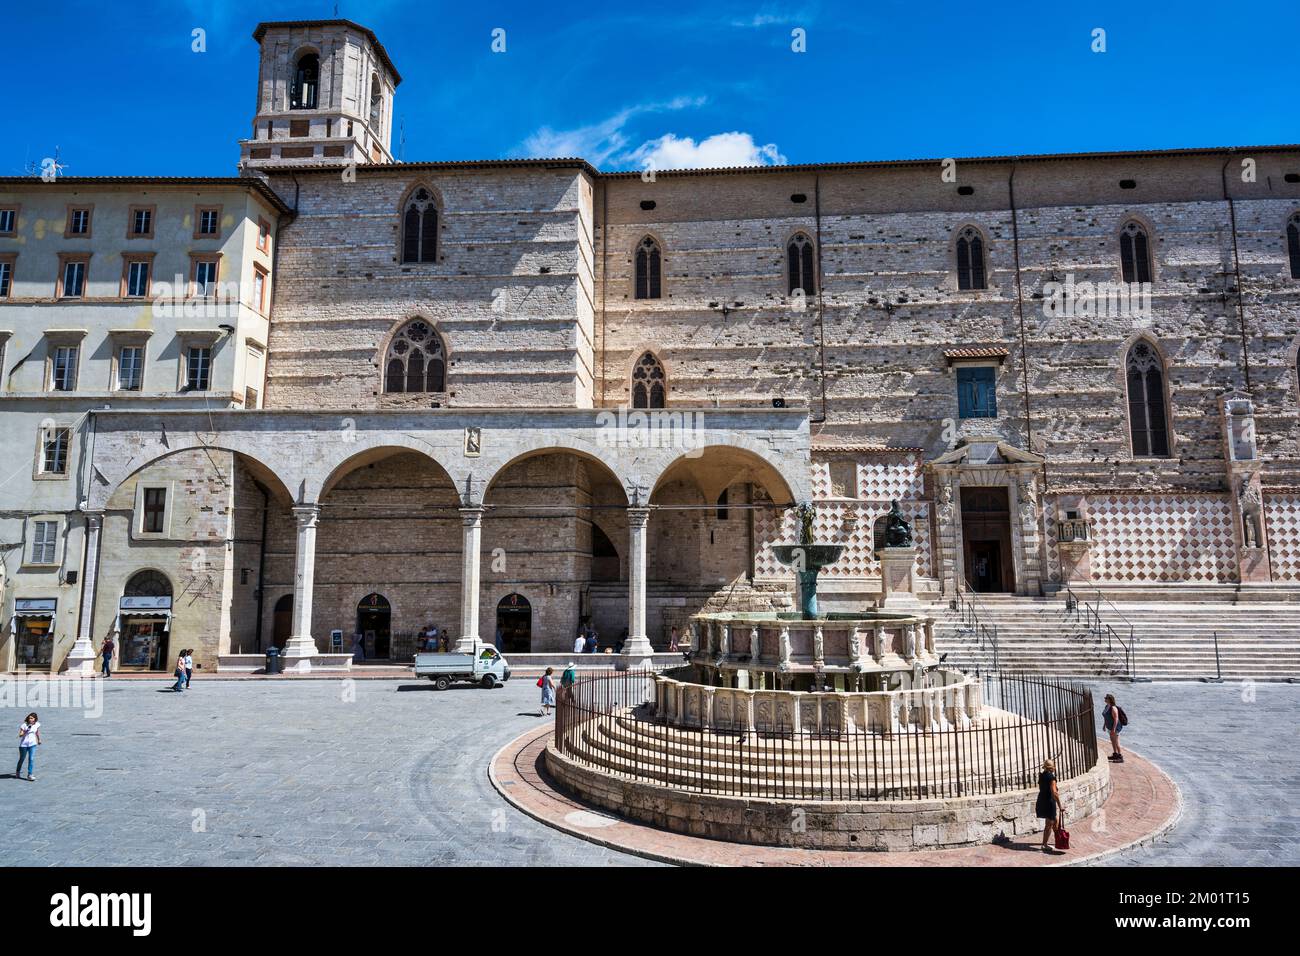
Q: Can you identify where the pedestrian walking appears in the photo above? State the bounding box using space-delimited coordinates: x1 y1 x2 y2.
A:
573 630 586 654
16 712 40 781
100 637 114 678
171 653 187 692
1103 693 1125 762
668 626 679 651
183 649 194 688
539 666 557 716
560 661 577 703
583 630 598 654
1036 758 1064 851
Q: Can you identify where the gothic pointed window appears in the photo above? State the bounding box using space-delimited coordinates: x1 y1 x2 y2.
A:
1126 341 1170 457
631 351 666 408
384 320 446 393
1120 220 1152 284
401 188 438 264
634 236 661 299
1287 212 1300 280
787 233 816 296
955 226 987 290
290 54 319 110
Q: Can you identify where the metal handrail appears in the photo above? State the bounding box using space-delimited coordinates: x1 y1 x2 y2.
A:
952 586 1000 673
1064 584 1139 681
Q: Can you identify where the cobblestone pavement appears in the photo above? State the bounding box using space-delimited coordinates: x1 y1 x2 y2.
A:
1 676 1293 866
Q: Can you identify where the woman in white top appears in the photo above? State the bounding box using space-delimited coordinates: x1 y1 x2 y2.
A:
16 712 40 781
183 649 194 688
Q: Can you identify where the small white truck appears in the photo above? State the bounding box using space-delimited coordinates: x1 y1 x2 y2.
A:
413 643 511 690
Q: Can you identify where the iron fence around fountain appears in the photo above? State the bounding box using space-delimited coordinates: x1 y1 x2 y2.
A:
554 671 1099 803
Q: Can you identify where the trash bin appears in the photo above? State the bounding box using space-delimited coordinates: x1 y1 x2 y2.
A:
265 647 283 675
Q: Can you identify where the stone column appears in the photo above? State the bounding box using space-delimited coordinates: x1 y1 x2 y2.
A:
618 507 655 668
281 504 322 670
454 506 486 652
64 512 104 677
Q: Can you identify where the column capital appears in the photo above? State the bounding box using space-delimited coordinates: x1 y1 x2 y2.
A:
459 505 487 526
292 503 321 528
626 506 652 527
81 510 105 531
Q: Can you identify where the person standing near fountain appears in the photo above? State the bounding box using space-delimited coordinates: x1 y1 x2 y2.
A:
1036 759 1065 851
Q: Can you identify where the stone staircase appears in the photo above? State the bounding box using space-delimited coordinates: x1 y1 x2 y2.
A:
932 592 1300 681
559 707 1053 799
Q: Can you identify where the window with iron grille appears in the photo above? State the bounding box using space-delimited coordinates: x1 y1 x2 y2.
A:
41 427 70 474
185 347 211 391
50 345 78 391
955 226 987 290
956 366 997 418
1120 220 1153 284
787 233 816 296
143 487 167 534
0 260 11 298
117 346 144 391
31 521 57 564
400 188 438 263
634 236 662 299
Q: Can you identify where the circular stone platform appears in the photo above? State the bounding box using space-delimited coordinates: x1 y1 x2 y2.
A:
489 724 1182 866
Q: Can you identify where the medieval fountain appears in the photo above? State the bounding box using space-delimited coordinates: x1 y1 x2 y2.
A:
546 501 1109 852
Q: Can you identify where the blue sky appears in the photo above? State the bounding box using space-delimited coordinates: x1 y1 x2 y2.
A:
4 0 1297 177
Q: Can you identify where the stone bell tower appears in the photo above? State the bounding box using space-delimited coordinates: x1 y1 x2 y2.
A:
238 19 401 169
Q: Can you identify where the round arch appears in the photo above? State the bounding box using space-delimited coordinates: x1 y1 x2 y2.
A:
495 592 532 653
648 443 802 506
97 446 295 512
480 445 631 504
318 442 461 500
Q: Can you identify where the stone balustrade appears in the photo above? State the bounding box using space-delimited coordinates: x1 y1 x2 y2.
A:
651 667 983 735
687 612 938 676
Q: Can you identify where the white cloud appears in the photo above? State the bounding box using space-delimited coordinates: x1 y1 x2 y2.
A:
624 132 787 171
520 96 706 166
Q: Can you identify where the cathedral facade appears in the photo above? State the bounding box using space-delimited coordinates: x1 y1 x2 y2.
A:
3 18 1300 673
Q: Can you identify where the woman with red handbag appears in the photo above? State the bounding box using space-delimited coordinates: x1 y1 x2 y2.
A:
1036 759 1066 852
539 667 557 717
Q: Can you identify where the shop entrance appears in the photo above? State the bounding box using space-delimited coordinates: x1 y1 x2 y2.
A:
118 571 174 670
356 593 392 659
496 593 532 652
13 599 56 669
120 618 168 670
961 487 1016 593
